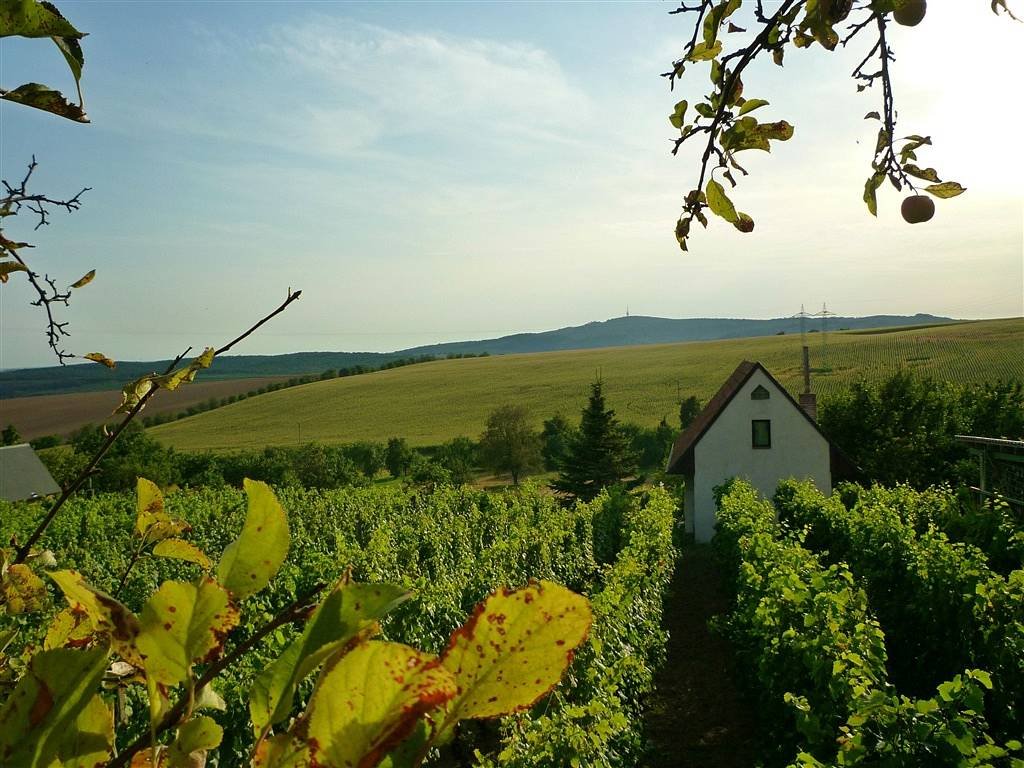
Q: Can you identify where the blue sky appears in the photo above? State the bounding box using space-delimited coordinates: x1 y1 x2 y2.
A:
1 1 1021 370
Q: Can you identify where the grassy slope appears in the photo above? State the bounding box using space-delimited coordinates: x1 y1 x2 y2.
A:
151 318 1024 452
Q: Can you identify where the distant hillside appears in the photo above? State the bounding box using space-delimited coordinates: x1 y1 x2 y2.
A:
150 318 1022 453
0 313 954 398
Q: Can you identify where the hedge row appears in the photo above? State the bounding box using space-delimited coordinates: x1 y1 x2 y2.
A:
476 486 678 768
775 479 1024 740
714 480 1021 767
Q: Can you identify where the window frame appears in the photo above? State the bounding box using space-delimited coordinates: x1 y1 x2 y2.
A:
751 419 772 449
750 384 770 400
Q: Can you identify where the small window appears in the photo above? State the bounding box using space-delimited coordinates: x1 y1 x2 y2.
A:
751 384 770 400
752 419 771 449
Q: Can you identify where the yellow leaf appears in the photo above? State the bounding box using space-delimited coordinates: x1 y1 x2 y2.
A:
0 261 29 283
70 269 96 288
1 563 48 614
83 352 115 369
55 694 114 768
44 607 94 650
306 641 457 768
439 580 591 722
48 570 144 667
135 478 188 542
152 539 211 569
136 578 239 689
252 735 309 768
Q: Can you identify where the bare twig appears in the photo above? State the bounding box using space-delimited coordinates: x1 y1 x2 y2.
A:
12 292 302 565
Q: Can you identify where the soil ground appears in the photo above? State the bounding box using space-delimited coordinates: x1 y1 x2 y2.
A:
643 544 758 768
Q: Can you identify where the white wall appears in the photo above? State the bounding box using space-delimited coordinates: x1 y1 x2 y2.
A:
691 369 831 542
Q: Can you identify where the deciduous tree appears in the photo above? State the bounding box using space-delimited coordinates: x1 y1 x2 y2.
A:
479 405 542 486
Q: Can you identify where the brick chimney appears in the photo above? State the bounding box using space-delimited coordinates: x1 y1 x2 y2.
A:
799 392 818 422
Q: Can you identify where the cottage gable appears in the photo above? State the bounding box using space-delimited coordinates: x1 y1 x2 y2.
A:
668 361 840 542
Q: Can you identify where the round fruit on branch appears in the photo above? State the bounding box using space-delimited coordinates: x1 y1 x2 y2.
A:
901 194 935 224
894 0 927 26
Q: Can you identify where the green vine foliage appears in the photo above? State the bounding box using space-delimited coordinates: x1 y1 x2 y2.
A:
713 480 1024 767
0 480 597 768
773 479 1024 743
666 0 1017 250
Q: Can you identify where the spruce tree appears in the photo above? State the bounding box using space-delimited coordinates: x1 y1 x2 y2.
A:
553 380 638 502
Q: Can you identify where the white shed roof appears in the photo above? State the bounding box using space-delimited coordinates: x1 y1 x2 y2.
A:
0 444 61 501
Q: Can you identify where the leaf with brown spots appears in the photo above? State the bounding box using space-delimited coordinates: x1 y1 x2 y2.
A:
136 578 239 691
438 580 591 723
44 607 94 650
250 579 409 734
1 563 48 614
0 647 108 767
48 570 144 667
217 479 289 600
305 641 457 768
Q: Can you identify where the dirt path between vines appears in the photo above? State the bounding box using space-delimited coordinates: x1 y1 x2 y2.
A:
643 544 758 768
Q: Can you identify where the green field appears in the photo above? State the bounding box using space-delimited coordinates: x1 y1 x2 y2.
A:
152 318 1024 452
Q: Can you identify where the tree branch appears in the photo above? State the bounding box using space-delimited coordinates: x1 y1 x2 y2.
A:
12 292 302 565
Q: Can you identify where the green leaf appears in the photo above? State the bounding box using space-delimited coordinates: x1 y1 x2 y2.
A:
702 0 742 48
439 580 592 723
48 570 143 667
114 376 155 414
706 179 739 223
1 563 48 614
136 578 240 688
669 100 688 129
153 347 216 391
152 539 211 569
0 0 83 38
687 40 722 62
925 181 966 199
863 172 885 216
738 98 769 116
168 716 222 768
864 111 880 120
54 694 113 768
250 579 410 734
306 641 457 768
0 83 88 122
0 647 108 768
217 479 289 600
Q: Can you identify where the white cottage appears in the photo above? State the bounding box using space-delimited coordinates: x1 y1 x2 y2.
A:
666 360 850 543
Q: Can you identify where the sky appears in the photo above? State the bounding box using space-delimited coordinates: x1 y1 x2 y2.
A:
1 1 1021 370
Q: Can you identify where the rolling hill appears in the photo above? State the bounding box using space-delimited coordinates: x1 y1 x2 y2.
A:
150 318 1023 453
1 313 953 398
